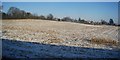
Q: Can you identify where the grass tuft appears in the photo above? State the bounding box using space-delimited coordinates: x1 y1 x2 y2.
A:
90 37 119 46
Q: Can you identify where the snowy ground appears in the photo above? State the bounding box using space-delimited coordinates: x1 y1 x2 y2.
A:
1 19 120 58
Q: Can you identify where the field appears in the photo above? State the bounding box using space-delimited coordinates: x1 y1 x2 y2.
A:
1 19 120 58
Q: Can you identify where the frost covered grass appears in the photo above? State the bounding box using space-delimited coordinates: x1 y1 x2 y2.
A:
2 19 120 58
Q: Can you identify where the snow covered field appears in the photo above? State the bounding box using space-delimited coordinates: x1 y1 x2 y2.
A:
1 19 120 58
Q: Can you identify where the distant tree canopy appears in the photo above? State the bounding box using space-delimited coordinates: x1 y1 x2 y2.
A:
47 14 53 20
2 7 119 26
78 18 81 22
101 19 108 25
79 19 85 23
2 7 39 19
109 19 114 25
39 15 46 19
7 7 27 19
61 17 73 22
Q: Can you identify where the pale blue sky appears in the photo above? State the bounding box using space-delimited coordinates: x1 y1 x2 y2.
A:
3 2 118 23
1 0 120 2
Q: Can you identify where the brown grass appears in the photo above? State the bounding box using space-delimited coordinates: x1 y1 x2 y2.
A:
47 38 63 43
46 30 59 34
90 37 119 46
42 36 63 44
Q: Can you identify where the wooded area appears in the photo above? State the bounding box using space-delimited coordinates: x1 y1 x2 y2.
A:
1 7 119 26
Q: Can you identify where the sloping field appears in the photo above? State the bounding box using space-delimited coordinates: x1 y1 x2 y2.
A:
2 19 120 58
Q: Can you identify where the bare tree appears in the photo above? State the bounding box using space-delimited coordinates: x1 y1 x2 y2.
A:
47 14 53 20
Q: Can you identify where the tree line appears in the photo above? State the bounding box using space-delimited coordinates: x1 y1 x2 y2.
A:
1 7 119 26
